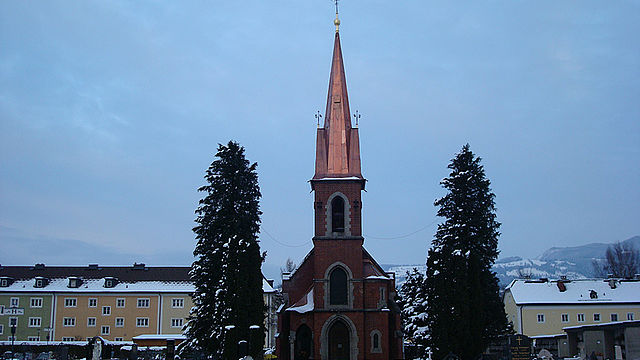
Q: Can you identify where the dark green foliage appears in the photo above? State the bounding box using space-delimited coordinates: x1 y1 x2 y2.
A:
397 268 429 358
426 144 510 360
182 141 265 359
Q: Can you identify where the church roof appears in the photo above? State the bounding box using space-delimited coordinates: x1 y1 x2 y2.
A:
314 31 363 180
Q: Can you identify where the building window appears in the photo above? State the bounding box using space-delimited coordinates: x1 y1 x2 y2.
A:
370 330 382 353
172 298 184 308
104 279 114 288
101 326 110 335
7 336 16 341
102 306 111 316
171 318 184 328
87 318 96 327
537 314 545 323
561 314 569 323
0 279 7 287
62 337 75 342
88 298 97 307
136 317 149 327
35 279 44 288
331 196 345 233
577 313 585 322
63 317 76 327
115 317 124 328
380 288 386 303
28 336 40 341
0 324 3 335
137 298 150 308
116 298 126 308
329 267 348 305
9 317 18 327
10 297 19 307
114 337 123 342
611 313 618 322
30 298 43 308
29 317 41 327
64 298 77 307
628 313 635 321
593 313 601 322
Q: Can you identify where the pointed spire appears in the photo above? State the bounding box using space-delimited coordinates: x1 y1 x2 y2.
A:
313 24 363 180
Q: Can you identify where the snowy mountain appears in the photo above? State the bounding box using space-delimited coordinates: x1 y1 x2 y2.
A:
383 235 640 288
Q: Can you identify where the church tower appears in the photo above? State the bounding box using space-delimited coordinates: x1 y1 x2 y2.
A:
276 13 404 360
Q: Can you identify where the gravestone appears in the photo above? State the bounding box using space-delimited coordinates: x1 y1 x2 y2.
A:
443 352 460 360
166 340 175 360
509 335 532 360
88 337 104 360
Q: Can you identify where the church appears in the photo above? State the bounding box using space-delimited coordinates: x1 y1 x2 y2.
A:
275 13 404 360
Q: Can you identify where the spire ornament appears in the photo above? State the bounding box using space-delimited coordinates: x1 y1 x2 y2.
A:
334 0 340 32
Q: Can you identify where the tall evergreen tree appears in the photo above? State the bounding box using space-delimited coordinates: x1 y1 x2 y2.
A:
397 268 429 359
425 144 509 360
182 141 265 359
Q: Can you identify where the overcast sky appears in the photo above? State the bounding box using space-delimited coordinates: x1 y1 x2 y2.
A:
1 1 638 281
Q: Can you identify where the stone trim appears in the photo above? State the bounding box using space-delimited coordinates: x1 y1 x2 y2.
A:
370 329 382 353
320 314 359 360
323 262 354 310
325 192 351 237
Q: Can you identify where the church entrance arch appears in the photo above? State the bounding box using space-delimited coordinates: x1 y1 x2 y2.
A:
295 324 312 360
328 320 350 360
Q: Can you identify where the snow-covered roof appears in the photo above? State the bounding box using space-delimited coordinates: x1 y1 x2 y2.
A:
132 334 186 340
563 319 640 331
506 279 640 305
0 277 195 293
263 278 276 293
287 289 314 313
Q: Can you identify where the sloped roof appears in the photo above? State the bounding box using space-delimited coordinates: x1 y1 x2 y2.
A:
0 265 190 282
506 278 640 305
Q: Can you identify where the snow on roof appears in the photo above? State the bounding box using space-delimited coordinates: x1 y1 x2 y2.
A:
563 319 640 331
506 279 640 305
132 334 186 340
287 288 314 313
263 278 276 293
365 275 390 280
1 277 195 293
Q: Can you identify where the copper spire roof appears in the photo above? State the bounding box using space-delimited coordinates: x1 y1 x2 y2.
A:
313 31 363 180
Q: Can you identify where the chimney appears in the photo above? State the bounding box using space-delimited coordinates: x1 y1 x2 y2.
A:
132 263 147 270
557 281 567 292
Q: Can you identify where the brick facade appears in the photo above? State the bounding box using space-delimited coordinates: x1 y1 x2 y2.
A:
276 26 403 360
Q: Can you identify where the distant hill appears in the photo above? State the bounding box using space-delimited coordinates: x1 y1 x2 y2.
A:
383 235 640 288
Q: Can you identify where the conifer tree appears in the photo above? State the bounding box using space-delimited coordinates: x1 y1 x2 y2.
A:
425 144 509 360
398 268 429 359
182 141 265 359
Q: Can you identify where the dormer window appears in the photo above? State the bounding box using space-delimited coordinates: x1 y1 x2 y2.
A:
34 277 47 288
331 196 345 233
104 277 117 288
590 290 598 299
68 277 82 288
0 277 11 287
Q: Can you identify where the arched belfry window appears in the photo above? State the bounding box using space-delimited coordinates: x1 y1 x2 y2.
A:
329 267 348 305
331 196 345 233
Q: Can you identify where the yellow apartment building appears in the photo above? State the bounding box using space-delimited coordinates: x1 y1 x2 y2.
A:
0 264 276 349
504 278 640 337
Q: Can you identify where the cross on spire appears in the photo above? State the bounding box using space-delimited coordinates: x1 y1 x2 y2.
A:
333 0 341 32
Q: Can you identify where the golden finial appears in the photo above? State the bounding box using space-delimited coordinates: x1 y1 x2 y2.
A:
334 0 340 32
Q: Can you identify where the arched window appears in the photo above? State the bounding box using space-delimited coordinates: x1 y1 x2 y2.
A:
331 196 345 233
370 330 382 353
329 267 348 305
